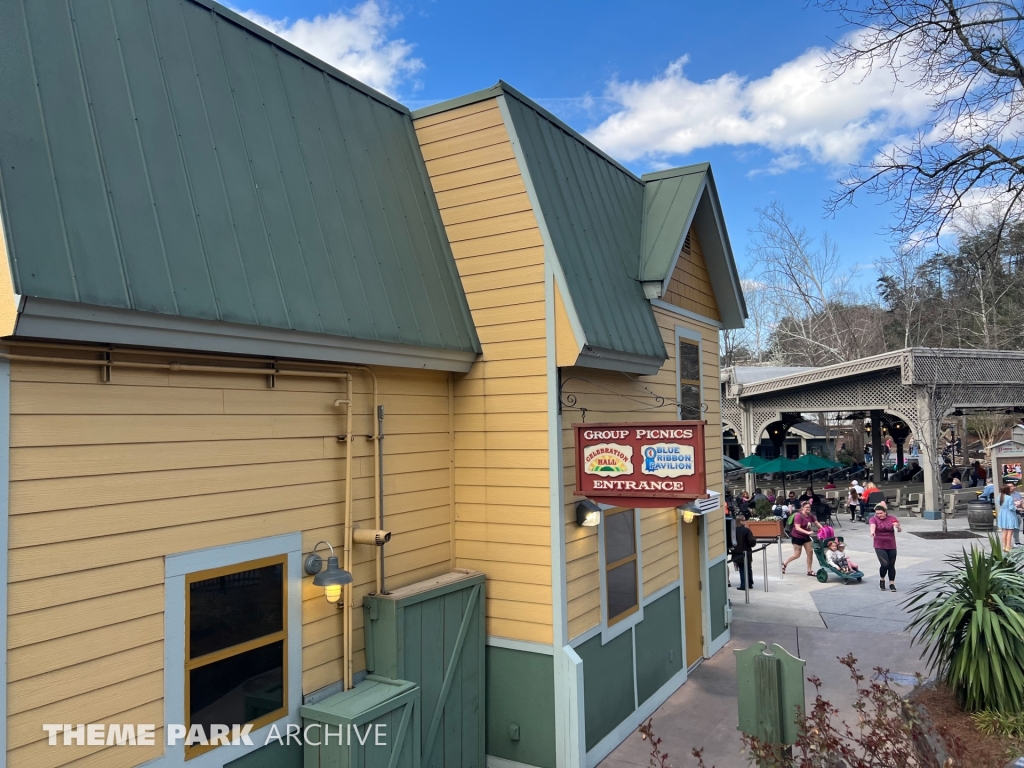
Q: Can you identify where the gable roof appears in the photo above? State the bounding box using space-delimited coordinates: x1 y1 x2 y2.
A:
500 89 667 363
640 165 746 329
415 83 747 373
0 0 479 368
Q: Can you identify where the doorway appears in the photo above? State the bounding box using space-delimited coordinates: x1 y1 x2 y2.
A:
681 520 703 668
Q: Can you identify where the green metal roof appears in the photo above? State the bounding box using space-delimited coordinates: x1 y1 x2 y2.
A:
500 88 667 363
0 0 479 359
415 83 748 366
640 164 708 282
640 164 747 329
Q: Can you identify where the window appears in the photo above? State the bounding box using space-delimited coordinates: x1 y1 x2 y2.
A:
185 555 288 759
604 508 639 624
678 339 702 420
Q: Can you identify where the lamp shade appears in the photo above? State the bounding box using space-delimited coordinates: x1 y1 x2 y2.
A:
576 500 601 527
678 502 700 524
312 555 353 604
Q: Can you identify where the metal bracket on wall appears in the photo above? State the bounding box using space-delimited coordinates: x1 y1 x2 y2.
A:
100 351 111 383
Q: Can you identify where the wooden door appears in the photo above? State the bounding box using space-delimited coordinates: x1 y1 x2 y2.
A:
681 521 704 667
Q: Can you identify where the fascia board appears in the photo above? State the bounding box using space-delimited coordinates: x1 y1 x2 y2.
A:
652 175 706 290
15 298 479 372
575 345 666 377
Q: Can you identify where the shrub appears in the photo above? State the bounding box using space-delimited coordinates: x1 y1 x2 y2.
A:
972 709 1024 740
750 497 776 519
643 655 924 767
904 537 1024 713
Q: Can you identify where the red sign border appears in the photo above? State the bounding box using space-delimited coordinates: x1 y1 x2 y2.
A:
573 420 707 508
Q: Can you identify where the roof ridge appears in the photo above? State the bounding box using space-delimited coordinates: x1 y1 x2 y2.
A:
201 0 409 115
496 81 643 184
641 162 710 182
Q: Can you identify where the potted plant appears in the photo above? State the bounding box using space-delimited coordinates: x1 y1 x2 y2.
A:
745 498 785 538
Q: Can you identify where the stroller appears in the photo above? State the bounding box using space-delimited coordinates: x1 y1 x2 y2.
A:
812 537 864 584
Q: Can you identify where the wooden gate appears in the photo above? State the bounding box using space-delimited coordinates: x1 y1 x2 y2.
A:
364 570 486 768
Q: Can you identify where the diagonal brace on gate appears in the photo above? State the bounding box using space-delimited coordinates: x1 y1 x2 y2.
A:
422 583 480 763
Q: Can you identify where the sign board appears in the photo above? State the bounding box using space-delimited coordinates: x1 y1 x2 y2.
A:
574 421 706 507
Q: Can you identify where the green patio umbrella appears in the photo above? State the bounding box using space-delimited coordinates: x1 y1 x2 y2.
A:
790 454 843 495
752 456 804 494
737 454 767 469
792 454 842 471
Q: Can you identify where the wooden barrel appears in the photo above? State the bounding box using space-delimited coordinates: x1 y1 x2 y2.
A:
967 500 995 531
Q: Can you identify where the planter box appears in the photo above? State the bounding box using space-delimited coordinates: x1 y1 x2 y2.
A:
747 520 783 538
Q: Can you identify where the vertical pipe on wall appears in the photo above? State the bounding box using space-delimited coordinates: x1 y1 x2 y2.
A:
343 373 354 691
377 404 386 595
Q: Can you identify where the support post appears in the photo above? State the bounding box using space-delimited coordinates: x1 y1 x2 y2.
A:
895 438 905 469
870 410 883 482
742 402 757 495
915 387 943 522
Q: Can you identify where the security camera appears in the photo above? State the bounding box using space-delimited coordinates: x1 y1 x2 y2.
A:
353 528 391 546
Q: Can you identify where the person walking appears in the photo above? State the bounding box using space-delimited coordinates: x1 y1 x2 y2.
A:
996 484 1017 552
869 502 902 592
782 502 818 576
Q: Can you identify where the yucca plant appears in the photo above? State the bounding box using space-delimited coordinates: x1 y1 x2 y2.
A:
904 537 1024 713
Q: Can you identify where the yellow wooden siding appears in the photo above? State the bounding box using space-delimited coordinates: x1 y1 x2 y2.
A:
563 302 724 640
415 99 553 645
663 227 721 323
6 354 456 766
554 282 582 366
0 213 17 336
652 307 726 561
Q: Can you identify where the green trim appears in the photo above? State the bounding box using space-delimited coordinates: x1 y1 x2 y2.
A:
412 81 639 182
708 560 729 640
486 647 557 768
640 162 711 183
576 630 635 751
410 85 505 119
634 587 684 705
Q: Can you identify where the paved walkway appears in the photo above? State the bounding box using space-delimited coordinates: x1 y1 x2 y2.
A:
599 515 990 768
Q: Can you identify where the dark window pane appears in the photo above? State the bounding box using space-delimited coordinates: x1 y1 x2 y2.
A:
607 562 638 620
190 641 284 730
190 563 283 658
679 342 700 382
679 384 701 419
605 509 635 564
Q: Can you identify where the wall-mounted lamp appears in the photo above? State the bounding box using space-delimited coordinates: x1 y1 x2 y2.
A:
304 541 353 604
576 499 601 527
678 502 701 524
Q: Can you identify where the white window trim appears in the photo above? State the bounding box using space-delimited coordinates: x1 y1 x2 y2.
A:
146 532 303 768
675 326 705 421
597 507 645 644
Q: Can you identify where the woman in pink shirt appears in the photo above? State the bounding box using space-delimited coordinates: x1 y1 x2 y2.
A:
869 502 902 592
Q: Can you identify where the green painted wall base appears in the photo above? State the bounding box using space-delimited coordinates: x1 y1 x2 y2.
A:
576 629 634 751
708 560 728 642
486 646 556 768
635 587 684 705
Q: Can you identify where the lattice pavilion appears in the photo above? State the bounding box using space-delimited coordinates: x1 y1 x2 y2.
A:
722 348 1024 513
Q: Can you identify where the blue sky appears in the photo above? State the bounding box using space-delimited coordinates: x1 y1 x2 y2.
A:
237 0 929 282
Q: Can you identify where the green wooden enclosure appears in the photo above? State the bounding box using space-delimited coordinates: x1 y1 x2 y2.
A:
363 570 486 768
300 676 420 768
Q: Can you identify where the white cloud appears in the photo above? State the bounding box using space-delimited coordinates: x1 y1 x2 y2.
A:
585 41 934 169
236 1 423 96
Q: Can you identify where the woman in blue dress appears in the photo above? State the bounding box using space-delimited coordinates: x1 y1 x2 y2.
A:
997 484 1018 552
